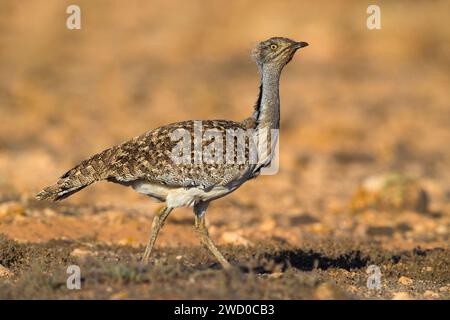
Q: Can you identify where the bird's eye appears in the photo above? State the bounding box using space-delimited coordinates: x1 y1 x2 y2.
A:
270 44 278 50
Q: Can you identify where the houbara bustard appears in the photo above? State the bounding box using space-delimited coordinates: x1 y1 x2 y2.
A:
36 37 308 269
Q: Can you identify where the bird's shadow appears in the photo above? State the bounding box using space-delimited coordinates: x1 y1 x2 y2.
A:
223 249 371 274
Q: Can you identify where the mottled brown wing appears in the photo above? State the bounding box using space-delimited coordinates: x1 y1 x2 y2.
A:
104 119 256 189
36 119 257 201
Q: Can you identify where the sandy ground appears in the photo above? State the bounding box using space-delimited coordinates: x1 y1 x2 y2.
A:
0 0 449 299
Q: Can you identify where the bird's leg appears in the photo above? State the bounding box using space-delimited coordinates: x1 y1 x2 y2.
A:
142 206 173 263
194 202 231 269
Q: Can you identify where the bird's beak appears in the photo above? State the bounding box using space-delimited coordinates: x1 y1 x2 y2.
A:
292 41 309 50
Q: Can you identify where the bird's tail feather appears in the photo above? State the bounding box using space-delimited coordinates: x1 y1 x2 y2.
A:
35 179 90 201
36 156 107 201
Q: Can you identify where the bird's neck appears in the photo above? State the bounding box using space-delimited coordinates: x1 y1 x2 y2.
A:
253 64 282 130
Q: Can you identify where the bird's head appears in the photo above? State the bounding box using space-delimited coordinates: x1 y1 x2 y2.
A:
252 37 308 69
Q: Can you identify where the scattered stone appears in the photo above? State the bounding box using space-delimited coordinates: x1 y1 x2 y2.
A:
259 218 276 232
175 255 183 260
208 225 218 235
329 269 351 278
0 202 26 219
423 290 439 299
220 231 252 246
398 276 413 286
438 286 449 292
43 208 57 217
71 248 98 258
311 223 330 234
268 272 283 279
110 290 128 300
118 237 136 246
436 225 447 235
349 173 429 213
347 285 358 294
0 264 13 278
314 283 341 299
392 292 413 300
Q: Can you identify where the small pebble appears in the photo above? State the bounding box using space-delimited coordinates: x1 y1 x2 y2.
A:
392 292 413 300
423 290 439 299
268 272 283 279
220 231 252 246
398 276 413 286
71 248 98 258
110 290 128 300
0 264 14 277
347 285 358 293
259 218 276 232
0 202 26 219
314 283 339 300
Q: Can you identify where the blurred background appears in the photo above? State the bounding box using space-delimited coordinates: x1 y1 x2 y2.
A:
0 0 449 248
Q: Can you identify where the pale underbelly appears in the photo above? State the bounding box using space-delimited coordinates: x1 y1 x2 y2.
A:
131 180 245 208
